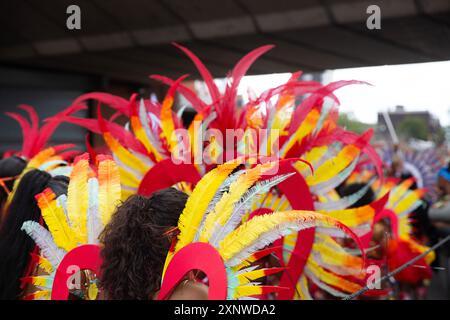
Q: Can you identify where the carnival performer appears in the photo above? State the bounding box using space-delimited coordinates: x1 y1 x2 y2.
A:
0 170 68 299
56 44 388 299
99 188 209 300
157 158 364 300
19 153 121 300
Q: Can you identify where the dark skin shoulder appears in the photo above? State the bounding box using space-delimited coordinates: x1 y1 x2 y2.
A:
153 280 209 300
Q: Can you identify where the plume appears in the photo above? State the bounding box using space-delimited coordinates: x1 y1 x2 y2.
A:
219 210 359 267
21 221 65 267
87 178 102 244
35 188 78 251
67 154 89 243
210 172 295 246
175 158 243 251
97 155 121 226
199 162 276 243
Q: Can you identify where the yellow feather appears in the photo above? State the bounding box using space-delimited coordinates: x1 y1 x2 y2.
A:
306 144 360 186
131 114 163 161
281 109 320 157
117 166 140 190
199 162 275 242
307 258 361 293
160 95 177 152
98 157 121 226
219 210 341 264
294 146 327 175
312 239 363 276
36 189 78 251
36 256 53 274
188 112 204 163
320 203 375 227
120 188 136 202
27 147 56 168
67 157 89 243
234 285 263 298
104 132 149 175
4 147 58 210
388 178 414 206
23 290 50 300
392 190 422 214
175 158 244 252
28 276 52 288
295 275 311 300
236 268 282 284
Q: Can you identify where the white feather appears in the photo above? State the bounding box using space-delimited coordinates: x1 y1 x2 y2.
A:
194 169 245 241
210 173 295 247
21 221 66 267
223 219 319 267
310 155 359 195
87 178 102 244
56 194 69 220
139 99 165 156
314 176 376 211
48 166 73 177
304 267 349 298
39 160 68 172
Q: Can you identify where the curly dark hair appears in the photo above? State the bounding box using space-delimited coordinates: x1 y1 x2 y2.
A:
99 188 188 300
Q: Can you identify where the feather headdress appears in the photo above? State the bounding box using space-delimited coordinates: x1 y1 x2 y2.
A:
56 44 385 299
346 171 435 286
1 103 83 215
20 153 121 300
59 90 200 200
158 159 364 300
5 104 85 160
2 144 75 218
379 145 442 201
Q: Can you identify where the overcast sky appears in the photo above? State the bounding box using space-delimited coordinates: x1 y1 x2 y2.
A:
237 60 450 126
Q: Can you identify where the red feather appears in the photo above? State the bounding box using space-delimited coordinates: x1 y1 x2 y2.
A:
5 112 32 157
150 74 207 112
72 92 130 117
173 42 221 105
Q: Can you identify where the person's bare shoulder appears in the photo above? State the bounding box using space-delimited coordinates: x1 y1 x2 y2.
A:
169 280 208 300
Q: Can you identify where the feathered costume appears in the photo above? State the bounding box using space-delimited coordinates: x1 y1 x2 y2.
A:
379 145 442 201
2 104 83 215
347 172 435 288
157 158 365 300
20 153 121 300
57 44 390 299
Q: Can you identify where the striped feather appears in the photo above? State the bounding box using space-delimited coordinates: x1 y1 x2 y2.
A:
97 155 121 226
87 178 102 244
29 253 53 274
175 158 244 252
219 210 359 267
199 162 276 244
21 221 65 267
67 155 89 243
35 188 78 251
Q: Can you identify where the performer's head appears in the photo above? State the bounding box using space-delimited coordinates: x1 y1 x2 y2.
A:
0 169 69 299
0 156 27 214
99 188 188 300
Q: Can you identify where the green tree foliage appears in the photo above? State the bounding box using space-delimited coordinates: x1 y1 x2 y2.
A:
397 117 429 141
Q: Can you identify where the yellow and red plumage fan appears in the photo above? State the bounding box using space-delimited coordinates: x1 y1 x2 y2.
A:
159 158 364 300
20 153 121 300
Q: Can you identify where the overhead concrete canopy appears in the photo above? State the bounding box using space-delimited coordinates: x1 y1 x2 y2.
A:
1 0 449 84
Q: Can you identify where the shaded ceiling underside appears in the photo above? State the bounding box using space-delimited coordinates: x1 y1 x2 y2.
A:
1 0 449 84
